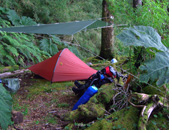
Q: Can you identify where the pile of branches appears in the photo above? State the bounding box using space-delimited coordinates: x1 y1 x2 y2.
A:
109 73 168 130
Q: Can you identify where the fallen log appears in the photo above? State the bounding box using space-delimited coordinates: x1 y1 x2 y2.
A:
0 69 30 79
128 92 168 130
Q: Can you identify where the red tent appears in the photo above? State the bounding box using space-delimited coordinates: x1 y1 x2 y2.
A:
28 48 97 82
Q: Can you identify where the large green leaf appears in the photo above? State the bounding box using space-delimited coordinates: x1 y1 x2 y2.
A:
7 9 36 26
139 52 169 86
117 26 168 52
19 16 37 26
39 38 59 56
0 84 12 129
7 10 20 26
117 26 169 86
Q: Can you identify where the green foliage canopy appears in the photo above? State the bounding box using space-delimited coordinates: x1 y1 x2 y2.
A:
107 0 169 47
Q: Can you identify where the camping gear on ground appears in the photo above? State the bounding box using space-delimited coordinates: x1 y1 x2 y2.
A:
72 66 127 110
72 86 98 110
111 58 118 64
0 78 20 93
72 66 118 97
103 66 117 78
28 48 97 82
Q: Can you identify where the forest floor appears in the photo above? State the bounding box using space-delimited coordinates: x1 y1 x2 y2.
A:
8 73 78 130
2 61 168 130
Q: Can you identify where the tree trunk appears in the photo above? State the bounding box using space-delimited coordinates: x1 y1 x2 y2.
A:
133 0 142 8
99 0 114 60
133 0 144 69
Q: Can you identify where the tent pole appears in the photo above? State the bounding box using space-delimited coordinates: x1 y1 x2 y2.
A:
51 48 67 82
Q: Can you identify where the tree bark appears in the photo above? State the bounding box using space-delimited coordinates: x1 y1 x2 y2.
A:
99 0 114 60
133 0 144 69
133 0 142 8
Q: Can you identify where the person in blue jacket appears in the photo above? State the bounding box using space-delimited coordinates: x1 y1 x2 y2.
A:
72 66 120 97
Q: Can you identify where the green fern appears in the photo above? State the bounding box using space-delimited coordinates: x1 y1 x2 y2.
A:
7 9 36 26
39 37 59 56
0 6 51 66
0 32 50 66
19 16 37 26
2 42 19 57
0 18 11 27
0 84 13 129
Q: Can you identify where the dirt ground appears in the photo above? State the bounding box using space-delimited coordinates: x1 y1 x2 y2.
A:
8 73 78 130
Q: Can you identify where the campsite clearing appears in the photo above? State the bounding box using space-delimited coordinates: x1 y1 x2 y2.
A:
1 58 169 130
8 73 77 130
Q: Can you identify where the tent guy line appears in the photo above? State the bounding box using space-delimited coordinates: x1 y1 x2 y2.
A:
73 37 105 60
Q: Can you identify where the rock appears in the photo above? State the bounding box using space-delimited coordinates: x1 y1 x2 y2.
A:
11 111 23 124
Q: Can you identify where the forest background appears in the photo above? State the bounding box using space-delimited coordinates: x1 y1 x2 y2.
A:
0 0 169 130
0 0 169 66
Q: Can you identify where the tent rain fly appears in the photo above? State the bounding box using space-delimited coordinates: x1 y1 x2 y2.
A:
0 20 111 35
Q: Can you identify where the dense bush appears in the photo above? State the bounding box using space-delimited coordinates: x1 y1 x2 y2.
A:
107 0 169 54
0 7 50 66
0 0 102 23
0 0 103 60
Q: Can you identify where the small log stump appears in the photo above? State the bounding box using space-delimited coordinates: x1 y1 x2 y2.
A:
12 111 23 124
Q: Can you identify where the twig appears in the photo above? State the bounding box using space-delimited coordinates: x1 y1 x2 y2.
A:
100 108 111 115
13 124 23 130
128 94 145 108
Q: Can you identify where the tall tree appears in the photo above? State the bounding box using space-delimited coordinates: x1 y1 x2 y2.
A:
99 0 114 60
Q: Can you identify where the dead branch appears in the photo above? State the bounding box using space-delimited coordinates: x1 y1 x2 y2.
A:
90 63 110 67
128 94 145 108
123 74 133 90
128 92 168 130
0 69 30 79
